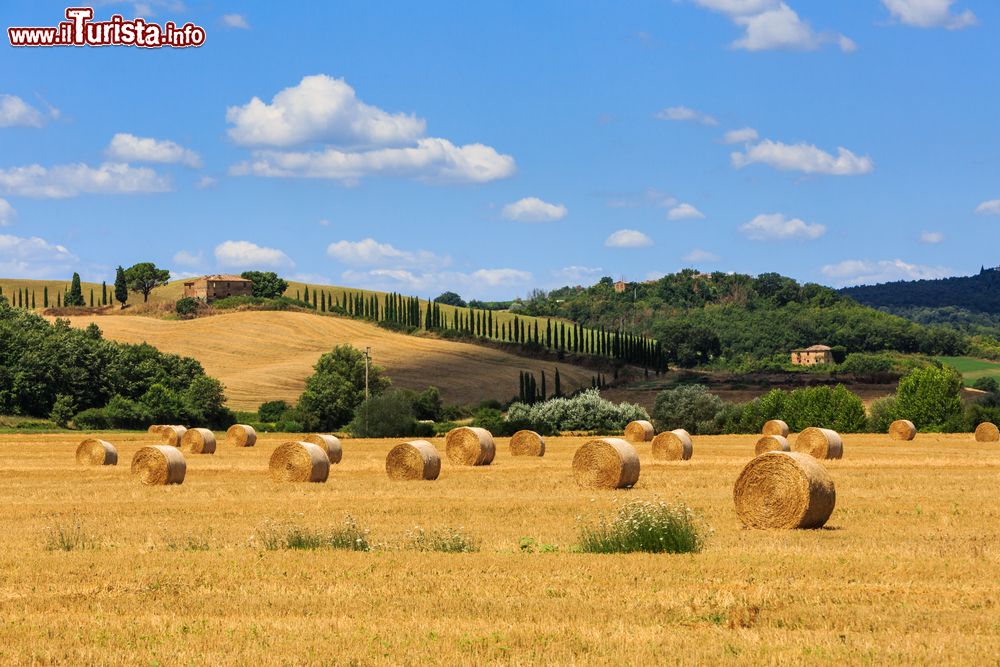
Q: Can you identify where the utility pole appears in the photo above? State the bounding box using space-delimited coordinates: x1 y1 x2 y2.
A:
364 346 371 436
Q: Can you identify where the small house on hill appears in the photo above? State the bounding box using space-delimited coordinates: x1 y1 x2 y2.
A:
791 344 834 366
183 275 253 303
613 280 627 294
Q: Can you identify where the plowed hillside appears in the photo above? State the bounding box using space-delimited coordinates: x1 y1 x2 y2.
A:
55 311 593 410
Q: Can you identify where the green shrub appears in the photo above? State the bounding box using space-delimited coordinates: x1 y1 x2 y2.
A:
49 394 75 428
973 377 999 393
867 396 899 433
72 407 110 430
579 500 706 554
782 385 867 432
838 353 894 378
506 389 647 434
650 384 726 435
255 517 369 551
174 297 199 318
258 400 289 422
349 389 418 437
894 366 963 431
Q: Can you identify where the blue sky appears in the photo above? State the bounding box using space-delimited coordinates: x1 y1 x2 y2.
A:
1 0 999 299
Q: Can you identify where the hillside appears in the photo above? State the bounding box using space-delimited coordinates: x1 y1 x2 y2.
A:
841 267 1000 313
53 311 595 410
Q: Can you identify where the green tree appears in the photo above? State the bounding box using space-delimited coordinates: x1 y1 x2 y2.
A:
114 266 128 309
894 366 964 431
651 384 725 435
64 273 85 307
49 394 76 428
175 297 199 318
125 263 170 302
348 390 418 437
258 400 289 422
296 345 390 431
240 271 289 299
434 291 466 307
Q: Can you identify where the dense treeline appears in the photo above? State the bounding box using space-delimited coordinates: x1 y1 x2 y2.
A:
0 298 231 427
516 270 971 367
842 267 1000 314
286 287 667 372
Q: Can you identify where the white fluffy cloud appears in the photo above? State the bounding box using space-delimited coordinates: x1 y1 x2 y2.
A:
231 138 515 185
731 139 873 175
0 199 16 226
683 248 720 262
723 127 759 144
0 162 170 198
740 213 826 240
501 197 567 222
0 234 77 278
226 74 425 148
920 231 944 244
0 95 44 127
667 203 705 221
975 199 1000 215
195 175 218 189
221 13 250 29
553 265 604 283
214 240 293 269
693 1 855 52
605 229 653 248
655 106 718 126
326 238 445 267
881 0 976 29
172 249 203 267
106 133 202 168
821 258 952 286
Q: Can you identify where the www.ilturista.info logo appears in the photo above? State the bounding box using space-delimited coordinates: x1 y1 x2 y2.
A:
8 7 205 48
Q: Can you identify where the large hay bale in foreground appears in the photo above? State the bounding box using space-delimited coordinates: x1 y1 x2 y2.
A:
651 429 692 461
509 430 545 457
226 424 257 447
131 445 186 485
159 425 187 447
269 441 329 482
762 419 789 437
975 422 1000 442
572 438 640 489
303 434 343 464
792 427 843 460
182 428 217 454
733 451 836 529
445 427 496 466
888 419 916 441
75 438 118 466
755 434 790 456
624 420 655 443
386 440 441 481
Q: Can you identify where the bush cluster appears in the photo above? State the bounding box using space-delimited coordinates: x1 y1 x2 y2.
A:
504 389 648 434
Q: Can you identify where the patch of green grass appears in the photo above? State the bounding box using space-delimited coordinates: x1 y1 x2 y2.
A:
44 519 97 552
255 516 370 552
578 500 707 554
406 527 479 553
936 356 1000 386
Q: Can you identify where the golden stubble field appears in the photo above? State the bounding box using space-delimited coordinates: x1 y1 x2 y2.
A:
2 432 1000 665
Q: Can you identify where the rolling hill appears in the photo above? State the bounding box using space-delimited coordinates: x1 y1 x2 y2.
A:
52 310 595 411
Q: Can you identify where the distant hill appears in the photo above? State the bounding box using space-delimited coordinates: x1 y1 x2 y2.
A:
841 268 1000 314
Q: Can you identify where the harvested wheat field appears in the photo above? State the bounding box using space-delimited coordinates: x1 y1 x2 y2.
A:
52 311 592 410
3 432 1000 663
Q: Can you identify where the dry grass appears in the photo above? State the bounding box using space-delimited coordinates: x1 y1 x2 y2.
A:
52 311 593 410
3 431 1000 663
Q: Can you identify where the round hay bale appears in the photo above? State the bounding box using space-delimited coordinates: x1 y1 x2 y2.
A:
75 438 118 466
131 445 186 485
445 426 496 466
509 430 545 457
651 429 692 461
226 424 257 447
159 425 187 447
975 422 1000 442
182 428 217 455
624 419 655 443
303 434 343 464
147 424 163 435
755 434 791 456
386 440 441 481
762 419 790 437
733 451 836 529
792 427 843 460
269 441 329 483
572 438 640 489
888 419 916 441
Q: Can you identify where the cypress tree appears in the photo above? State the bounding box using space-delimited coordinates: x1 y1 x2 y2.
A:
540 370 547 401
31 291 36 309
89 289 94 307
114 266 128 309
43 285 49 308
101 281 107 306
303 285 310 304
554 368 562 397
57 292 62 307
312 290 318 309
518 371 525 402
